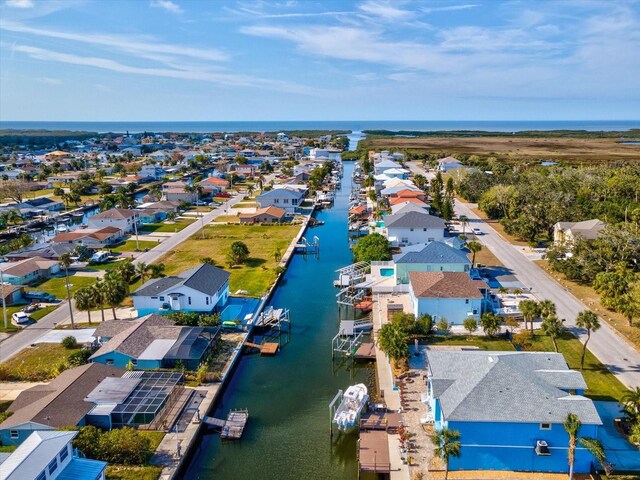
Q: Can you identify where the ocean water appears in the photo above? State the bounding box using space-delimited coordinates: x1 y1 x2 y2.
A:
1 120 638 134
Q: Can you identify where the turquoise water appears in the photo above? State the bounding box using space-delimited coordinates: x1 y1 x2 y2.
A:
219 305 242 321
219 297 259 322
184 162 375 479
380 268 394 277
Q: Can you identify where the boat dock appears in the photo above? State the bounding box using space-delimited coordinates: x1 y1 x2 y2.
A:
294 235 320 254
244 340 280 355
203 409 249 440
354 342 376 360
358 430 391 475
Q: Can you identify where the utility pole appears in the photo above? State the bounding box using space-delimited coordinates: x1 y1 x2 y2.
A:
1 269 7 330
64 265 75 329
133 213 140 251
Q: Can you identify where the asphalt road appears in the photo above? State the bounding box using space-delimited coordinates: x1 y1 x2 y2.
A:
408 162 640 388
0 193 247 362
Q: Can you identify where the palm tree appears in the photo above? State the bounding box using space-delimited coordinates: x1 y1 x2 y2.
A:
541 314 564 352
622 387 640 423
459 215 468 234
135 261 149 283
92 280 106 322
73 287 95 325
539 299 557 334
430 428 461 480
564 413 581 480
102 275 127 320
148 184 162 201
519 299 540 333
247 183 255 197
377 323 409 369
467 241 482 267
575 310 601 370
148 263 165 279
116 259 136 294
273 247 282 263
58 253 75 328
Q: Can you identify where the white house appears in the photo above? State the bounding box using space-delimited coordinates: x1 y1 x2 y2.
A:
384 210 446 246
393 241 471 284
553 219 605 247
139 164 167 179
374 159 402 175
0 257 60 285
0 430 107 480
309 148 342 162
87 208 140 233
132 263 230 316
256 187 304 213
437 156 463 172
409 271 488 324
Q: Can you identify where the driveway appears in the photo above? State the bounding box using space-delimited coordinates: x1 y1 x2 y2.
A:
407 162 640 388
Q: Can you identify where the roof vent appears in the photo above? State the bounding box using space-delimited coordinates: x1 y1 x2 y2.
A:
488 356 494 363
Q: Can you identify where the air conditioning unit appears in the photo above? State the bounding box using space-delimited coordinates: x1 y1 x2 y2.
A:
535 440 551 456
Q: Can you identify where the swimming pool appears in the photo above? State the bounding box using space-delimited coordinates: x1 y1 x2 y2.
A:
380 268 395 277
220 304 243 321
220 297 260 322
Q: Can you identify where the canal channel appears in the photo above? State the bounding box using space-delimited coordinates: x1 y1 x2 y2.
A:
184 161 374 479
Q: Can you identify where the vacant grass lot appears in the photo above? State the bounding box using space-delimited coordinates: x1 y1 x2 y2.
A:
105 465 162 480
111 240 159 253
157 223 300 297
535 259 640 351
0 343 82 381
424 331 628 402
26 275 96 299
139 219 195 233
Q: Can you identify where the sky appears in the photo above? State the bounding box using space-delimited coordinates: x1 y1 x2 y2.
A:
0 0 639 121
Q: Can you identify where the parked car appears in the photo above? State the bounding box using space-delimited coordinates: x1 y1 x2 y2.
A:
24 291 56 302
215 192 231 198
12 311 31 325
90 251 110 263
22 303 40 313
472 227 483 235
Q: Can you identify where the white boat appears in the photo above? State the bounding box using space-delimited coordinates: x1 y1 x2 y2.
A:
56 224 69 233
333 384 369 431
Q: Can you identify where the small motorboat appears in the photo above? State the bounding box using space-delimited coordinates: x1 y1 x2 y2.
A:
332 384 369 432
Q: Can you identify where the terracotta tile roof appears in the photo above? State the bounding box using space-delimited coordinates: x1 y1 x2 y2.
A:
396 189 424 198
238 206 286 219
389 197 428 206
409 271 486 298
349 205 367 215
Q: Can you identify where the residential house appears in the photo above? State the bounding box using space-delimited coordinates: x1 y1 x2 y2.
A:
44 150 72 161
384 210 446 246
0 363 126 446
256 187 305 214
87 209 139 233
0 257 60 285
408 271 488 323
423 350 601 473
381 167 410 179
15 197 64 215
348 205 369 220
0 285 25 306
553 219 605 246
232 164 257 178
139 164 167 179
437 156 463 172
0 431 107 480
198 176 228 195
51 227 124 248
239 206 287 224
46 172 84 186
389 197 430 209
132 263 230 316
161 181 196 203
390 202 431 216
89 314 219 370
4 243 76 262
393 241 472 284
309 148 342 162
373 159 402 175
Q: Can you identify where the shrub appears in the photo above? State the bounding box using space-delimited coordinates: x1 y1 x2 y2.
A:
98 427 151 465
513 330 533 350
436 318 450 334
196 363 208 385
463 317 478 334
415 314 433 335
61 336 78 349
68 349 91 367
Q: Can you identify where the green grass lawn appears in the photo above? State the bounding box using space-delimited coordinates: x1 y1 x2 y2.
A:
425 331 629 402
140 431 165 451
86 259 128 272
111 240 159 253
26 275 97 299
139 219 195 233
0 305 58 333
157 223 300 297
233 202 257 208
105 466 162 480
0 343 82 381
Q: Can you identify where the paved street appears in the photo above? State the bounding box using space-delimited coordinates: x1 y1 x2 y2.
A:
0 193 247 362
407 162 640 388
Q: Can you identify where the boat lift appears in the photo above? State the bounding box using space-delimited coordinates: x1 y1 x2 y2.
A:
295 235 320 254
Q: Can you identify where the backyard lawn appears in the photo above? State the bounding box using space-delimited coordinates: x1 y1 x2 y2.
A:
424 331 629 402
157 223 300 297
111 240 160 253
26 275 96 299
139 219 195 233
0 343 82 381
105 465 162 480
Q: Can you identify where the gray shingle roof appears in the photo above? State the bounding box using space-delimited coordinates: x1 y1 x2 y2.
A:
426 350 601 424
394 241 470 265
132 263 230 297
384 211 446 229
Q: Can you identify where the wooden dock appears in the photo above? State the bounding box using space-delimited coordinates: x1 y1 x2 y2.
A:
354 342 376 360
204 409 249 440
358 430 391 473
245 341 279 355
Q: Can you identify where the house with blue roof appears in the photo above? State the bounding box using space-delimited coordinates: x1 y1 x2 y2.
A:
0 430 107 480
393 241 471 284
131 263 230 316
423 350 602 474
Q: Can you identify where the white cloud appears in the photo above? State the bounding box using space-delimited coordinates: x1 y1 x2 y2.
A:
150 0 182 14
421 4 478 14
358 1 412 20
353 72 376 81
5 0 34 8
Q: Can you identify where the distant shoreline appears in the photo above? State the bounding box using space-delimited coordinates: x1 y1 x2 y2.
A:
1 120 638 134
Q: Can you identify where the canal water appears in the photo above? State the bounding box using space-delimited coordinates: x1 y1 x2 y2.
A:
184 161 374 479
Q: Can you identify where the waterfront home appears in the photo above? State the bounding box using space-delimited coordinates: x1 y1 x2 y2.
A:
381 167 410 179
239 206 287 224
51 226 124 248
132 263 230 315
408 271 487 323
553 219 605 247
0 257 60 285
15 197 64 214
139 164 167 179
90 314 219 370
393 241 471 284
389 197 430 209
0 363 126 445
373 159 402 175
390 202 430 215
437 156 463 172
232 164 257 178
0 431 107 480
161 180 197 203
4 242 76 261
423 350 601 473
256 187 304 214
384 210 446 246
87 208 140 233
309 148 342 162
198 176 228 195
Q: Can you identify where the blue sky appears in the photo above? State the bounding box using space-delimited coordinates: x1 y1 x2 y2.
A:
1 0 639 121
